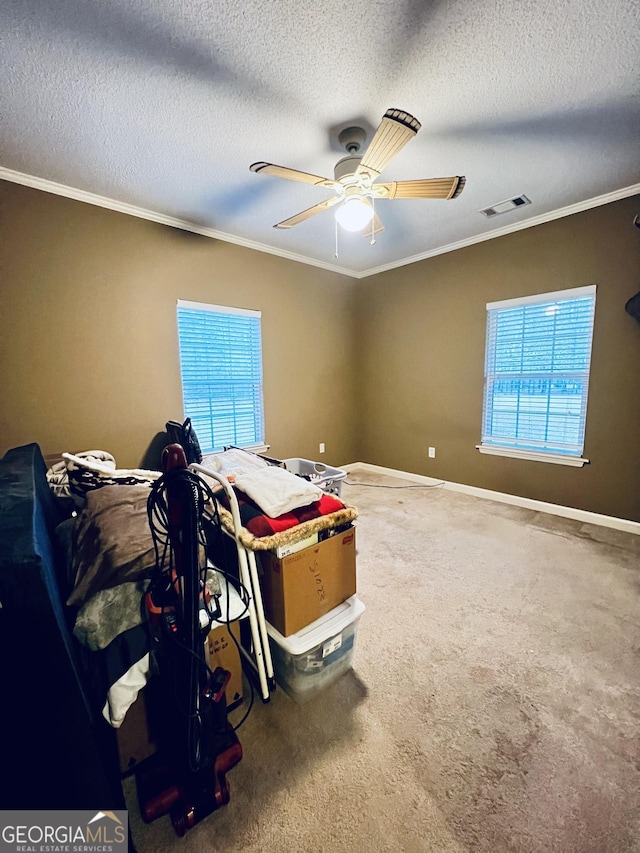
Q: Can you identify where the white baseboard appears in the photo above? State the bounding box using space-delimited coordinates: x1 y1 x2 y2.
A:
341 462 640 536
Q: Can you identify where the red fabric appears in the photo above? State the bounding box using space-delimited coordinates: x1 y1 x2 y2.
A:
218 488 345 537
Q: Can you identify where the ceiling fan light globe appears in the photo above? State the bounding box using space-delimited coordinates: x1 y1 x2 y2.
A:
335 197 374 232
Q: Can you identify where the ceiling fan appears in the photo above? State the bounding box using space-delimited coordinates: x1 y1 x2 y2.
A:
250 108 466 237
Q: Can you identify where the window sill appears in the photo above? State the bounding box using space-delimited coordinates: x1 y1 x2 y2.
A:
476 445 589 467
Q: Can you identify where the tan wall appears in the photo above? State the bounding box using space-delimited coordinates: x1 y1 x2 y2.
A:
2 181 639 521
354 195 640 522
0 181 358 468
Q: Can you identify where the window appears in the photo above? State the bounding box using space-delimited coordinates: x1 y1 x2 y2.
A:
478 285 596 467
176 300 264 453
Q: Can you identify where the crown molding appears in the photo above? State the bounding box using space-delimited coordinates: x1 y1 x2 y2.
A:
356 183 640 278
1 166 638 280
0 167 355 278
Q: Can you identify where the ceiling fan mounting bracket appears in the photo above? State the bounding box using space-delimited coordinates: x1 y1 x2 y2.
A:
338 125 367 154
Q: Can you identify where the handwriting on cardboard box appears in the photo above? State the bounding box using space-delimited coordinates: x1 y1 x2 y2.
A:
308 559 326 601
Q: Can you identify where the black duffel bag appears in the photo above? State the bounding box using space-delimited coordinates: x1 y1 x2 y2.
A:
165 418 203 465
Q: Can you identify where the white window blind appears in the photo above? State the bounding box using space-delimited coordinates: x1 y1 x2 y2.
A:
481 285 596 461
176 300 264 453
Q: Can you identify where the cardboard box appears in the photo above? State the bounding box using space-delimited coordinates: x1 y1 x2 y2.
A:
116 686 157 775
116 623 243 775
258 526 356 637
276 531 318 558
206 620 243 709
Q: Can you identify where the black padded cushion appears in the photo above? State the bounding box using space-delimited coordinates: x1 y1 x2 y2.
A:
0 442 68 607
0 442 124 809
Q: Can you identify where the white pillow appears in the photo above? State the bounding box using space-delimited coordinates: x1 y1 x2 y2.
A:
234 466 323 518
202 447 270 479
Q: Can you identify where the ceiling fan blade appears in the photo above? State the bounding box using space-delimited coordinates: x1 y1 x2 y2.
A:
360 211 385 237
250 161 336 189
355 109 422 181
273 196 341 229
372 176 466 200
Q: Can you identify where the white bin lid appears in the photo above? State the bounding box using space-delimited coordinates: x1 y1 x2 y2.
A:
266 595 365 655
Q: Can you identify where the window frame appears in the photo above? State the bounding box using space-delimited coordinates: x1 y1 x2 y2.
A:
477 284 597 468
176 299 265 454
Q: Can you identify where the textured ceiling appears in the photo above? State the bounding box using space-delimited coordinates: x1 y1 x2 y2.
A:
2 0 639 277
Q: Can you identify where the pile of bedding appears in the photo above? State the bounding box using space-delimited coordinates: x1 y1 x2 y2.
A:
199 448 358 550
47 446 358 728
48 452 160 729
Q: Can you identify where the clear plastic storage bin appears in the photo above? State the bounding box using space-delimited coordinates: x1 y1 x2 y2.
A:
266 595 365 703
283 457 347 497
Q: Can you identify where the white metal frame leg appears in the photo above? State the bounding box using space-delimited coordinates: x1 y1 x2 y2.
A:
190 463 274 702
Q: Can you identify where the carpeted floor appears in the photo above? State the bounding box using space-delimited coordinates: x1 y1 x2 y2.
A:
124 468 640 853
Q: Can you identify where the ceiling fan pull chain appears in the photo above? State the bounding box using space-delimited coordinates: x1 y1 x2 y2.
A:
335 217 339 258
370 198 376 245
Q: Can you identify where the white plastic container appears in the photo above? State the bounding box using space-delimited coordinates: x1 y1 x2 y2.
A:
283 457 347 497
266 595 365 703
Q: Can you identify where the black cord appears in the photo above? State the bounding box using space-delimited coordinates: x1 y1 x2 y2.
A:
146 466 256 752
209 565 251 621
206 530 256 731
203 559 255 731
225 617 255 732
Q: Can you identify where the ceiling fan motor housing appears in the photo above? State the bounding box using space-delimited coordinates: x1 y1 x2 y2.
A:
334 154 362 183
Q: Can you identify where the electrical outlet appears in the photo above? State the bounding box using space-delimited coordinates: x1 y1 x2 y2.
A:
319 442 325 454
428 446 436 458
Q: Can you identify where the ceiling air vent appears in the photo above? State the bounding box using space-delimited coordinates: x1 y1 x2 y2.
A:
480 195 531 217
